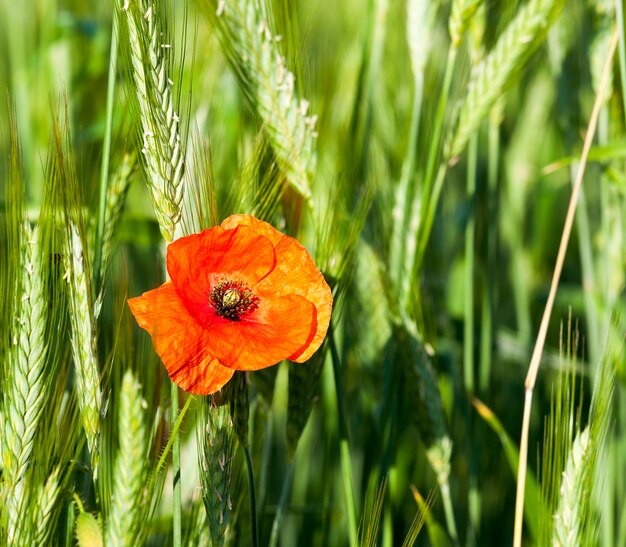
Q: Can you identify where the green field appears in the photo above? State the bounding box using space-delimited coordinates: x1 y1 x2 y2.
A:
1 0 625 545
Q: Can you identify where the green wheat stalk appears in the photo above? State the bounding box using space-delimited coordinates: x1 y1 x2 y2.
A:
180 133 219 234
65 222 102 479
201 0 317 204
188 499 211 547
357 478 387 547
590 1 615 104
543 350 615 546
105 369 150 545
198 396 237 547
399 326 457 544
408 0 566 304
1 223 49 544
552 427 591 546
121 0 184 242
99 152 136 285
401 328 451 484
449 0 482 47
446 0 565 159
229 371 250 449
1 109 79 546
388 0 436 311
286 343 327 458
0 109 26 489
32 467 62 546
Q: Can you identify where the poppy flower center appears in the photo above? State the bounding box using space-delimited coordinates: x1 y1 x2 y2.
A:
210 279 260 320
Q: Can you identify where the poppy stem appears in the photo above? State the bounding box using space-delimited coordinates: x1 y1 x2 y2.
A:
244 445 259 547
143 395 193 510
329 325 358 547
152 395 193 479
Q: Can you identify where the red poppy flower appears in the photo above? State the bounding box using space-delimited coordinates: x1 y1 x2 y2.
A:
128 214 332 395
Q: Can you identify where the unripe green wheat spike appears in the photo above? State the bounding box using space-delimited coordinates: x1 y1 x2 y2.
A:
208 0 317 204
2 224 49 544
402 331 452 485
552 428 590 546
399 326 456 541
106 370 150 545
122 0 184 242
99 153 136 287
230 371 250 448
447 0 565 159
65 223 102 479
198 396 236 547
33 467 61 546
449 0 482 47
287 345 326 459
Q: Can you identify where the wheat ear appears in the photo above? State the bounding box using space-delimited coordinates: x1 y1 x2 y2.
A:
65 222 102 479
198 396 236 547
449 0 482 47
400 326 457 542
33 467 62 546
552 427 590 546
513 30 618 547
286 344 326 458
106 369 149 545
2 223 49 544
121 0 184 242
229 371 249 448
447 0 564 159
99 152 136 285
208 0 317 203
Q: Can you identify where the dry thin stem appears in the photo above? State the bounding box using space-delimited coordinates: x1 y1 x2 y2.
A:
512 29 618 547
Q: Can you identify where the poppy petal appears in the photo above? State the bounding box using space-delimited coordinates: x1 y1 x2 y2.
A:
222 214 332 361
262 236 332 362
128 281 234 395
167 225 276 325
203 293 317 371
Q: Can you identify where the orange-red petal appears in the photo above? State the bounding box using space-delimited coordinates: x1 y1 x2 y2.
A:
221 214 332 361
202 293 317 371
166 224 276 326
128 281 234 395
130 216 332 392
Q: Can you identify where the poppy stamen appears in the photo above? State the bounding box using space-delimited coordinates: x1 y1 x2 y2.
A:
222 288 242 308
210 279 259 320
